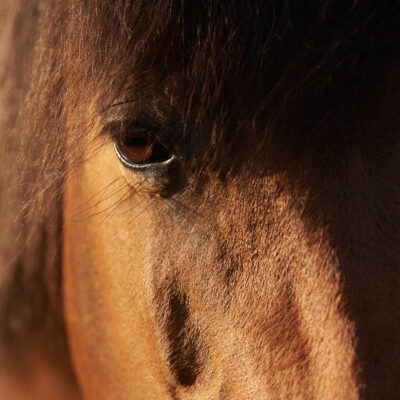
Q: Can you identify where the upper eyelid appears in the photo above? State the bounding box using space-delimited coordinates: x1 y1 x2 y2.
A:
98 108 193 161
101 100 165 130
100 118 160 142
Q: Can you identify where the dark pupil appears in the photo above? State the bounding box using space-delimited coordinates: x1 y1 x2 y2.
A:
123 134 152 147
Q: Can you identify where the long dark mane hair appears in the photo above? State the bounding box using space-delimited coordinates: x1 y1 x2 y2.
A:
0 0 399 377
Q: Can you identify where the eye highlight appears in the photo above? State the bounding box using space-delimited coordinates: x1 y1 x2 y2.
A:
115 129 173 167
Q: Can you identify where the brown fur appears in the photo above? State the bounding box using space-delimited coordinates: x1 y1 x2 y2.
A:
1 1 400 399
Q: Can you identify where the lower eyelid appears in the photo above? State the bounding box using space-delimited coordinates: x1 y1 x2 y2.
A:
114 143 176 171
114 142 182 194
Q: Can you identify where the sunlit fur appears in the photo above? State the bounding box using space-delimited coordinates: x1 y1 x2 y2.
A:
1 1 400 399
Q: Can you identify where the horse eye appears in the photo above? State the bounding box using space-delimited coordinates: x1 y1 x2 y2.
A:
113 128 180 193
114 130 173 167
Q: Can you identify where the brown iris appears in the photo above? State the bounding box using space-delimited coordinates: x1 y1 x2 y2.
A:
117 131 171 165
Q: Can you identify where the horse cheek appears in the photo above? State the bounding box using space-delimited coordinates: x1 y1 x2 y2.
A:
62 143 170 399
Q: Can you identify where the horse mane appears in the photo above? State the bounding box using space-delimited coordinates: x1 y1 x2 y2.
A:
0 0 398 375
0 0 70 375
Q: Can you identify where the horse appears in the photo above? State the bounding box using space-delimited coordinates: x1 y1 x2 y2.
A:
0 1 400 399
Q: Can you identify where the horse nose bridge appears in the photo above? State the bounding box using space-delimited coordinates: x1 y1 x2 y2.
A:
144 273 218 395
142 172 400 399
201 181 370 398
